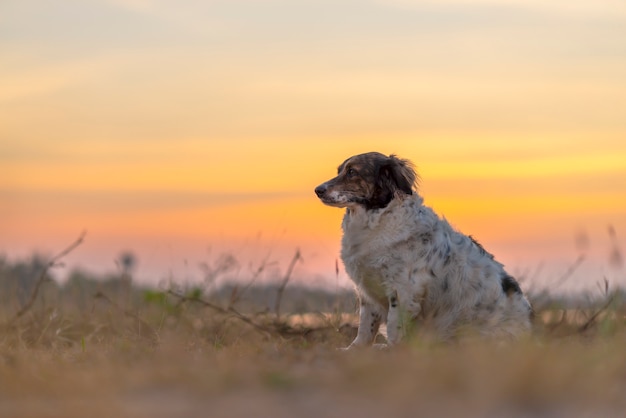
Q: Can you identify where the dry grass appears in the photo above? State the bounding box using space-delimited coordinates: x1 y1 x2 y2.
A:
1 238 625 417
1 282 625 418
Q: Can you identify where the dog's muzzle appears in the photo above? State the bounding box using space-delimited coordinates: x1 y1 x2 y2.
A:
315 183 342 206
314 184 327 199
315 183 351 207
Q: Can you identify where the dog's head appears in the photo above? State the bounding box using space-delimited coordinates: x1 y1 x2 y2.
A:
314 152 418 210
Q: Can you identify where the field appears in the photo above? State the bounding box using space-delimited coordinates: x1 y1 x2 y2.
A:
1 244 626 418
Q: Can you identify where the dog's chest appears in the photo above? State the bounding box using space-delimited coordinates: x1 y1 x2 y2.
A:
340 209 409 305
342 242 388 305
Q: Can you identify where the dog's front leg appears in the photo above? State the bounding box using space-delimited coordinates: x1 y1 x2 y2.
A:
386 290 403 345
386 287 423 345
342 296 383 350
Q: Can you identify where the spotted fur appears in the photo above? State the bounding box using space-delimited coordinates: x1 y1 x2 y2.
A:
315 152 533 348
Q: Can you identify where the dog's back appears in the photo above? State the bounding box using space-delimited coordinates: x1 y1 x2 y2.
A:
343 194 532 341
414 204 533 340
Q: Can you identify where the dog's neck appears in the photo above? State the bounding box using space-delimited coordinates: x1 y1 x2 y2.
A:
343 192 423 227
366 189 413 211
346 190 417 216
341 194 423 240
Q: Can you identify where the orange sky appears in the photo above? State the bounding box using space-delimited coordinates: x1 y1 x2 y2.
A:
1 0 625 291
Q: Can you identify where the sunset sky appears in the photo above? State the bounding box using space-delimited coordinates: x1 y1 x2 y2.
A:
2 0 625 292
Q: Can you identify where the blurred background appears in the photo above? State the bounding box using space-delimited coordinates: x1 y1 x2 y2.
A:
1 0 625 293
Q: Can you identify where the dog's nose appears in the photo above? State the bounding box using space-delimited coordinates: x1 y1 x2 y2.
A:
315 184 326 198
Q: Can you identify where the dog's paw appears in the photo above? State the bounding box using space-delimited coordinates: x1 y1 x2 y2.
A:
337 343 389 351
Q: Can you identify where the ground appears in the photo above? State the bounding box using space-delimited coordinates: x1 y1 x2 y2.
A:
1 278 625 418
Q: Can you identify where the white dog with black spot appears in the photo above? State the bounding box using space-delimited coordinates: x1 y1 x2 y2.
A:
315 152 533 348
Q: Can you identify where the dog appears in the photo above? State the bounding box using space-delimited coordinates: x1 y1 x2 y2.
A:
315 152 533 348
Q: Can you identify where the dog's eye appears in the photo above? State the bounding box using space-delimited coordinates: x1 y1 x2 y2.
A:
347 168 356 177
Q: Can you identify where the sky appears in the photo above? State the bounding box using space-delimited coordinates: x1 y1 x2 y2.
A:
1 0 626 292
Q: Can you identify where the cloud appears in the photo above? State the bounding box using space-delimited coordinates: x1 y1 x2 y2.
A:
0 52 139 102
377 0 626 17
98 0 237 37
103 0 157 14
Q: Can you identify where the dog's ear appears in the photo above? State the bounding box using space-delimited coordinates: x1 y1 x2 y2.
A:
369 154 418 209
381 155 418 195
